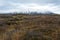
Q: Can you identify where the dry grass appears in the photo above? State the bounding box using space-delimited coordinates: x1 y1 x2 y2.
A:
0 14 60 40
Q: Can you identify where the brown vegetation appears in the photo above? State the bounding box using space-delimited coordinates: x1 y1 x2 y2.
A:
0 14 60 40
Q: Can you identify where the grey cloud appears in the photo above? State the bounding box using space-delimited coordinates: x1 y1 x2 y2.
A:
2 0 60 5
10 0 60 4
0 0 60 14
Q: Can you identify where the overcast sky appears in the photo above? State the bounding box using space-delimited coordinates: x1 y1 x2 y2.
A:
0 0 60 14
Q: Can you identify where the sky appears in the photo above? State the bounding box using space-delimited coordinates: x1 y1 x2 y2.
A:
0 0 60 14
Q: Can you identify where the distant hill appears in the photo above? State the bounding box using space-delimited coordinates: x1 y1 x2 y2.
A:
12 11 56 15
0 11 57 15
